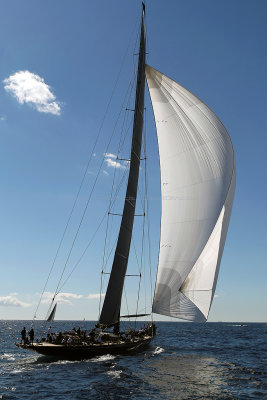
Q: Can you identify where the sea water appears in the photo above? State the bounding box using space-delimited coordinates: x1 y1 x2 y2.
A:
0 321 266 399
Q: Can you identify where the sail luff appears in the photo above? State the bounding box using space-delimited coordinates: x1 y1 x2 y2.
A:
99 6 146 327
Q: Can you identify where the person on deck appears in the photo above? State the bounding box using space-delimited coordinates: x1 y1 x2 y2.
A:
89 328 96 342
67 336 72 345
21 327 26 344
57 331 63 344
29 328 34 344
97 332 103 343
47 325 52 340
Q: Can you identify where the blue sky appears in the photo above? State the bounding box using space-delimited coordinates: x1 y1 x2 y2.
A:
0 0 266 322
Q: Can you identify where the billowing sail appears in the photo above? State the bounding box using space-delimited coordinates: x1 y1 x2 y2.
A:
47 303 57 322
146 65 235 322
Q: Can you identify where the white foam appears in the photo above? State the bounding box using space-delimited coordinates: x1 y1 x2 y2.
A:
153 346 164 355
106 370 122 378
91 354 116 362
1 353 16 361
11 369 23 374
58 360 77 365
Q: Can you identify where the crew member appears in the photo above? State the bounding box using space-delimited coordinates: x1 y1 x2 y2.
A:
21 327 26 344
29 327 34 344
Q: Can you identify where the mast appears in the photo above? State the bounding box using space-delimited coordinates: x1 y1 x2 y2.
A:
99 4 146 328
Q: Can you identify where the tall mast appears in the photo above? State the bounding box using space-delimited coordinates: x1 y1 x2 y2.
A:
99 4 146 328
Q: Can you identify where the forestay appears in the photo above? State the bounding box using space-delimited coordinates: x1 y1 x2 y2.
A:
146 65 235 322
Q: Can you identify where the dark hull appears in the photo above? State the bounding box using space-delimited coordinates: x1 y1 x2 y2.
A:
15 336 152 359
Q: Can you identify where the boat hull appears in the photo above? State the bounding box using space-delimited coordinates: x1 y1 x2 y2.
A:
15 336 153 359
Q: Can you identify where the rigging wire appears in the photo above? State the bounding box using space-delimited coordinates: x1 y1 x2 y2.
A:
144 107 154 322
123 286 130 321
34 8 143 325
41 9 151 333
98 70 137 317
98 17 145 318
134 130 147 327
103 110 135 265
52 146 132 309
42 66 138 325
97 83 138 315
141 10 154 323
99 10 152 327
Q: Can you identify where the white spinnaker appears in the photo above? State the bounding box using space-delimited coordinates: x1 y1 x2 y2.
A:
146 65 235 322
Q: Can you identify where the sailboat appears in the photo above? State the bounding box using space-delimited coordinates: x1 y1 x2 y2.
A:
16 3 235 358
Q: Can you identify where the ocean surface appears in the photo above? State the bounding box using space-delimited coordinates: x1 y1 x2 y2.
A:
0 321 266 399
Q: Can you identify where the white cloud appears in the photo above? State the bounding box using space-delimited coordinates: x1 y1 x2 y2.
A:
0 116 6 121
103 170 109 176
104 153 116 159
42 291 83 305
86 293 105 299
3 70 61 115
104 152 128 170
0 295 30 308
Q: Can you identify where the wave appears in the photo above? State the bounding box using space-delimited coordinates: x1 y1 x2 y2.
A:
153 346 164 355
106 369 122 378
90 354 116 362
1 353 16 361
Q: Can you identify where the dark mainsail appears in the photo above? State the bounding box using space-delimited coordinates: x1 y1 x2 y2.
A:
99 5 146 327
47 303 57 322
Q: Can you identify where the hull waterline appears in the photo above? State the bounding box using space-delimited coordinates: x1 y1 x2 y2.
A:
15 336 153 359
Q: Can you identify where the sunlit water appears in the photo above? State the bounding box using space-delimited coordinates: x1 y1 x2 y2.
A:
0 321 266 399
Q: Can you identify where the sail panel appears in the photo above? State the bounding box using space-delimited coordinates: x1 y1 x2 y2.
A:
181 170 235 319
146 65 235 322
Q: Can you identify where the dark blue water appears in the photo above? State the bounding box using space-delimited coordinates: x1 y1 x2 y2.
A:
0 321 266 399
